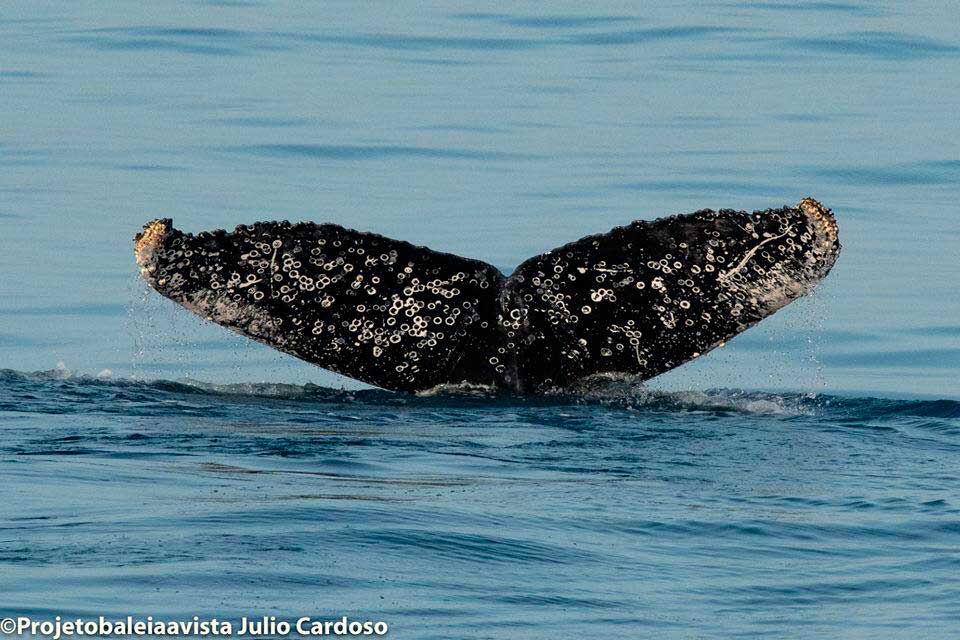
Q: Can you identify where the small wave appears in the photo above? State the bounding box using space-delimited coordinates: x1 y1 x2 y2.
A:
553 373 820 415
3 367 958 420
416 381 501 397
0 370 960 424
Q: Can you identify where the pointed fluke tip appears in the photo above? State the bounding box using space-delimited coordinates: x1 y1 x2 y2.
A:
134 218 173 270
796 197 839 244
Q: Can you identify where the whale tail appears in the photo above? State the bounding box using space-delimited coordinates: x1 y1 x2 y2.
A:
135 199 840 393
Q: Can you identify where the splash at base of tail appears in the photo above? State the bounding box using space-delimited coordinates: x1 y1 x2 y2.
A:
134 198 840 394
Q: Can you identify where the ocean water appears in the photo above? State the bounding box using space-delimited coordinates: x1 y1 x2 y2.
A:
1 1 959 638
3 369 960 638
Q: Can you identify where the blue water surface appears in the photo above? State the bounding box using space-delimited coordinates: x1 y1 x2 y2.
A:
1 1 959 637
3 370 960 638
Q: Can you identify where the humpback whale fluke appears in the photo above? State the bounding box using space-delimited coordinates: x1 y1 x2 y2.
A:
134 198 840 393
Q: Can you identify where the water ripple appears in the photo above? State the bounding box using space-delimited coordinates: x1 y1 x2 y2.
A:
729 1 880 14
783 31 960 61
808 160 960 186
451 13 638 30
226 144 538 161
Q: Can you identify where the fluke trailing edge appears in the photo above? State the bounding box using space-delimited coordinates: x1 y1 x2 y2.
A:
134 198 840 393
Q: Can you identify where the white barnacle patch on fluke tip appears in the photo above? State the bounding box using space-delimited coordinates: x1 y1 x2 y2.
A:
135 198 839 394
134 218 173 276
